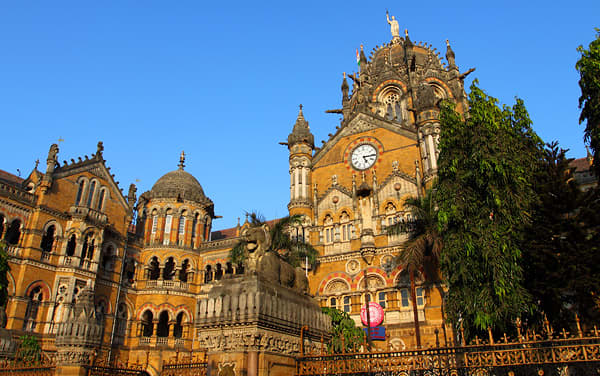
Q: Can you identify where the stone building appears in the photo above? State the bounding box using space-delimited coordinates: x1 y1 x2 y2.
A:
0 24 514 374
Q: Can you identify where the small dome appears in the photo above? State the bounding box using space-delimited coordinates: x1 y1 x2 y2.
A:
151 169 208 203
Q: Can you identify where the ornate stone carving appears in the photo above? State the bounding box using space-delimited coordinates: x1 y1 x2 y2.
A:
346 259 361 275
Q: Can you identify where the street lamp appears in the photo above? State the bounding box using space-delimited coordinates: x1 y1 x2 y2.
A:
360 248 377 350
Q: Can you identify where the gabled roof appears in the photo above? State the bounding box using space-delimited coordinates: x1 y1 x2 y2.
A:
0 169 24 186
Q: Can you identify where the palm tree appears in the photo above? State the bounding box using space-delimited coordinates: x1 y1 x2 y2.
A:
230 212 319 269
387 188 442 348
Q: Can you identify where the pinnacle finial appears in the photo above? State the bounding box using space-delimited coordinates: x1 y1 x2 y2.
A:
405 29 409 37
446 39 450 46
178 151 186 170
297 104 305 119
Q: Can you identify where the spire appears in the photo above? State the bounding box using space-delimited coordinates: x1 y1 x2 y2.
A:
446 39 457 69
359 44 368 67
341 72 349 101
178 151 186 170
287 104 315 148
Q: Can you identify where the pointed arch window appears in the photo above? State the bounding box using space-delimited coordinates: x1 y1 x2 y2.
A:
115 303 128 345
178 212 186 246
96 188 106 211
163 211 173 245
141 310 153 337
86 181 96 207
40 225 56 254
149 257 160 280
5 219 21 245
340 211 352 242
323 215 334 244
179 259 190 282
163 257 175 280
75 180 85 206
66 234 76 256
173 312 184 338
157 311 169 337
23 286 43 331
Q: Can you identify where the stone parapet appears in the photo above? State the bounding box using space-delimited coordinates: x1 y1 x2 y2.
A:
197 274 330 350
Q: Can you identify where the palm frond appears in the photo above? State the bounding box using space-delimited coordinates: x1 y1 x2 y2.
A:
229 240 248 265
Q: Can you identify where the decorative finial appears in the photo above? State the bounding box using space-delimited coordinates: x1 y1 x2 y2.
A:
34 159 40 170
96 141 104 159
360 44 364 51
178 151 186 170
343 72 346 78
446 39 450 46
405 29 409 37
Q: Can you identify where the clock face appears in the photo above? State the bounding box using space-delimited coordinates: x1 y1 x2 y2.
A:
351 144 378 170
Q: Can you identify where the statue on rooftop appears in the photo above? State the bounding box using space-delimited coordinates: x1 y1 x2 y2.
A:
386 10 400 41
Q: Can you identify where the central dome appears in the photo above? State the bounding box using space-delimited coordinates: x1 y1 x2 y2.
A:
151 168 208 203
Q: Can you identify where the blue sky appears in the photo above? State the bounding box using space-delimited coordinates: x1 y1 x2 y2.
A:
1 1 598 230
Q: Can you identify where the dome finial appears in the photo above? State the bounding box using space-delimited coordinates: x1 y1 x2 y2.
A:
178 151 186 170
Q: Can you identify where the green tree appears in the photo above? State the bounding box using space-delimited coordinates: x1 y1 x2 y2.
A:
230 212 319 268
437 81 544 339
576 28 600 177
321 307 365 353
17 335 41 362
523 142 600 330
387 187 442 348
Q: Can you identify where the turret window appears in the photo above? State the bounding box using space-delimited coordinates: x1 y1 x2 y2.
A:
163 212 173 245
151 213 158 235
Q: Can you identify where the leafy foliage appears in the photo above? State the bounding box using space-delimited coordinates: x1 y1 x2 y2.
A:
387 187 442 347
229 212 319 269
437 81 544 337
321 307 365 353
17 335 41 361
0 241 10 308
576 28 600 177
523 142 600 330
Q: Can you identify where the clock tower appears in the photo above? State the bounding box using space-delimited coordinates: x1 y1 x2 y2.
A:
286 25 470 349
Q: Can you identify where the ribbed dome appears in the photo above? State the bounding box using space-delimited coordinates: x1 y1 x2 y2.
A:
151 169 207 202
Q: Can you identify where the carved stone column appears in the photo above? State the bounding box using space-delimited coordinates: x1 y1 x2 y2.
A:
55 282 102 376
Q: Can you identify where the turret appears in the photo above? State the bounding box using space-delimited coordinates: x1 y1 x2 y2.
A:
287 105 314 218
446 39 459 76
341 73 350 119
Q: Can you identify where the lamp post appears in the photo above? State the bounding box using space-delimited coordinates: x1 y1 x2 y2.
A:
360 248 376 350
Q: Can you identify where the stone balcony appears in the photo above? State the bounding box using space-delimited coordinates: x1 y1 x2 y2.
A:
144 279 189 291
69 205 108 226
137 336 188 349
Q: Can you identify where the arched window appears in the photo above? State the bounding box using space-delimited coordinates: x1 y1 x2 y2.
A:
5 219 21 245
343 296 351 313
178 212 186 246
66 234 76 256
191 213 199 241
40 225 56 254
378 291 387 308
149 257 160 280
323 215 334 244
173 312 184 338
340 211 352 242
204 265 213 283
124 257 136 284
86 181 96 207
141 310 154 337
157 311 169 337
115 303 128 345
101 245 114 272
179 259 189 282
163 257 175 280
225 262 234 275
235 263 244 275
329 297 337 309
75 180 85 206
96 188 106 211
214 263 223 280
23 286 43 331
79 234 95 266
163 210 173 245
151 211 158 235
